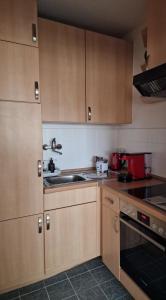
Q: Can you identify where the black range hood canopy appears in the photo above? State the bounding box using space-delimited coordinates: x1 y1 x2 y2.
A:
133 63 166 97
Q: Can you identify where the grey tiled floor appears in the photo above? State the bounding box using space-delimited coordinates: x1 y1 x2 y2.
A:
0 257 133 300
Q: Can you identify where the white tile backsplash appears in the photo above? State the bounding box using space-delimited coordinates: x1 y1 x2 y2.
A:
42 123 118 170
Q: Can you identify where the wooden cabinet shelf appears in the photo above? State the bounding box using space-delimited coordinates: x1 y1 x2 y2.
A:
101 187 120 279
39 18 85 123
0 41 40 103
86 31 133 124
0 102 43 221
0 214 44 292
0 0 38 47
147 0 166 68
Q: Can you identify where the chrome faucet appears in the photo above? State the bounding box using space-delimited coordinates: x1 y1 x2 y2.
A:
43 138 62 155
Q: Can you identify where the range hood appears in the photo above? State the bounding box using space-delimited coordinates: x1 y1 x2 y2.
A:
133 63 166 97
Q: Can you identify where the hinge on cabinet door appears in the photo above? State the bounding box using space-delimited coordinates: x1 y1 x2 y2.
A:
32 24 37 42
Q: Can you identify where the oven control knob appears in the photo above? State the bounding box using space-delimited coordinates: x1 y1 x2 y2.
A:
152 223 157 231
158 227 164 235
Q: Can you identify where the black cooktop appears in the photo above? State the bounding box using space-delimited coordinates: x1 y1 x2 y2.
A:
126 183 166 212
126 183 166 199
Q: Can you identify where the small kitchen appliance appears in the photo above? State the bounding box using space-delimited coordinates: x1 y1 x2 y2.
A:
110 152 125 171
120 153 145 180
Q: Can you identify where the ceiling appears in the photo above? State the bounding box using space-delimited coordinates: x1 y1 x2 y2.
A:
38 0 147 37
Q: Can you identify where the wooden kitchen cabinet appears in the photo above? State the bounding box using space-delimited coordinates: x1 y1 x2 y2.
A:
147 0 166 68
101 188 120 279
0 41 40 103
86 31 132 124
0 0 38 47
39 18 85 123
0 214 44 292
0 102 43 221
44 187 100 274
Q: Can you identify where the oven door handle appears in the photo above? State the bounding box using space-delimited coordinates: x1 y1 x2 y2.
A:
120 217 166 252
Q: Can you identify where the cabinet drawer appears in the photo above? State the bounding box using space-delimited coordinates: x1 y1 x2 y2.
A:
44 186 97 210
102 188 119 213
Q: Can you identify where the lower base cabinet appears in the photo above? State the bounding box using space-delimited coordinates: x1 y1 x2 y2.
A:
0 214 44 292
44 202 98 275
102 189 120 279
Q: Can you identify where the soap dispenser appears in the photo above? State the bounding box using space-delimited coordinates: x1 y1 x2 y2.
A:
48 158 55 173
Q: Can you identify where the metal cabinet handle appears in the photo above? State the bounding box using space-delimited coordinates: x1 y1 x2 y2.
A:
46 214 50 230
38 217 43 234
32 23 37 42
37 160 42 177
88 106 92 121
113 215 119 233
105 197 114 205
34 81 39 100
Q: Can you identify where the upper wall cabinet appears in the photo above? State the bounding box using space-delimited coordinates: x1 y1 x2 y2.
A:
0 0 38 47
147 0 166 68
39 18 86 123
0 41 40 103
86 31 133 124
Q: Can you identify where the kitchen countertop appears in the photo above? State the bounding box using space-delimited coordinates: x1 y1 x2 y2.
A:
102 177 166 222
43 169 166 221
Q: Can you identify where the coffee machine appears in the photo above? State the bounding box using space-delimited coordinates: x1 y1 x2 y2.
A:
110 152 152 181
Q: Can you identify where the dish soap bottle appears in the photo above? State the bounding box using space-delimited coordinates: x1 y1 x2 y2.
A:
48 158 55 173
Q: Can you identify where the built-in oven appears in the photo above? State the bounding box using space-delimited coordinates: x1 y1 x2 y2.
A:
120 200 166 300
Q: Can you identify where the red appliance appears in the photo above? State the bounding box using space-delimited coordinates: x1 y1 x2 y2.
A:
110 152 125 170
121 153 145 180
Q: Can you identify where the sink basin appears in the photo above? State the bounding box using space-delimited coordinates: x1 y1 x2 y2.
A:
44 174 86 187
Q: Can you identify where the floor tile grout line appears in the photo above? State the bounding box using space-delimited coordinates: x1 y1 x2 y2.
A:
86 269 109 299
66 272 79 300
44 286 51 300
19 285 45 297
44 277 68 288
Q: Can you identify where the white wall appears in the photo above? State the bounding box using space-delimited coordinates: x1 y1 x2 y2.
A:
43 123 118 170
118 27 166 177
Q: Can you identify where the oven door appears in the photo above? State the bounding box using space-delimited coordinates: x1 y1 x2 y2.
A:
120 213 166 300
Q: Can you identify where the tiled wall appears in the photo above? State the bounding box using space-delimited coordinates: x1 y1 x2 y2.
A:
42 123 118 170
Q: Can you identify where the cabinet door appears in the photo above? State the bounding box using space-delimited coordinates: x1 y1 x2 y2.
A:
147 0 166 68
45 202 98 275
39 18 85 123
0 0 38 47
0 102 43 221
102 197 120 279
0 214 44 292
86 31 132 124
0 41 39 103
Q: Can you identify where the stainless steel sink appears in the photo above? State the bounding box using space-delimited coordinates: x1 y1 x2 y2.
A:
44 174 86 187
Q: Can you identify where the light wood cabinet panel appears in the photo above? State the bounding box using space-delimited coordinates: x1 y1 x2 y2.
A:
44 185 97 210
0 214 44 293
0 102 43 221
102 193 120 279
45 202 98 275
0 41 39 103
39 18 85 122
86 31 132 124
147 0 166 68
0 0 38 47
